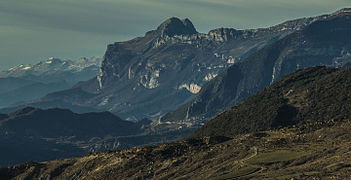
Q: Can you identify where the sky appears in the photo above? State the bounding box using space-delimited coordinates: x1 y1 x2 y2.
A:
0 0 350 70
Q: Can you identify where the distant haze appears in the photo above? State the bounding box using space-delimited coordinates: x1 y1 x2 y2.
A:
0 0 350 70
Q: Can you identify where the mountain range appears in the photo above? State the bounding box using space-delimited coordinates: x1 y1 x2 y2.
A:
0 57 102 108
0 11 331 121
3 65 351 179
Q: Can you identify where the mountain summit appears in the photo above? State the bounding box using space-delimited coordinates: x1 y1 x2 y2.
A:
156 17 197 37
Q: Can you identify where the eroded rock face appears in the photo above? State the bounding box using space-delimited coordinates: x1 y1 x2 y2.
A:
162 10 351 127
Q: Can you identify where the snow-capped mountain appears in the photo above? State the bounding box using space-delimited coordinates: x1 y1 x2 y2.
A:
0 56 102 83
0 56 102 108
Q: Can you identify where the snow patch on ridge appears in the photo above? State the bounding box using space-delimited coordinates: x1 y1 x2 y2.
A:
22 66 31 70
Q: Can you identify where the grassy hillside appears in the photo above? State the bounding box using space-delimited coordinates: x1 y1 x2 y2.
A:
192 66 351 137
2 120 351 179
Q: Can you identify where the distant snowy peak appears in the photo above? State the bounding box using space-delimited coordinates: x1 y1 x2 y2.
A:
0 56 103 78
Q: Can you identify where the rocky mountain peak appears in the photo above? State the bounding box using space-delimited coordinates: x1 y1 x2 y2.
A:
208 28 240 41
156 17 197 37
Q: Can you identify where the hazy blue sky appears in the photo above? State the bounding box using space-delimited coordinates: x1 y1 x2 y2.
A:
0 0 350 70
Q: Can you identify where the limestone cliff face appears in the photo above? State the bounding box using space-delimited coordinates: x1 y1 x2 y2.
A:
162 9 351 127
88 16 320 120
